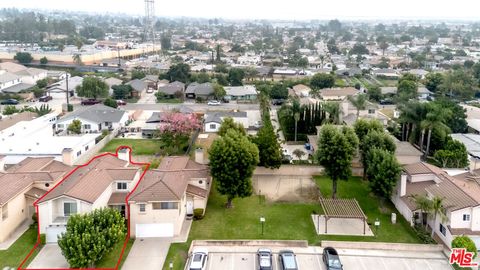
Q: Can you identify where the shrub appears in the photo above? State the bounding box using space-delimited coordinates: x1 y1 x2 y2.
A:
149 158 161 169
452 236 477 259
40 234 46 245
195 96 204 103
413 225 436 244
67 104 73 112
193 208 204 220
3 105 19 115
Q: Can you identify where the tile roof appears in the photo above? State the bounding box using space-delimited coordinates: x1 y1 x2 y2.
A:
426 174 478 211
108 192 128 205
7 157 56 172
186 184 207 198
24 187 47 199
0 172 54 205
400 180 435 210
403 162 444 175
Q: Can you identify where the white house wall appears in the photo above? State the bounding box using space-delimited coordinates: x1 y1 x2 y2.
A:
0 190 29 242
450 208 473 229
471 206 480 231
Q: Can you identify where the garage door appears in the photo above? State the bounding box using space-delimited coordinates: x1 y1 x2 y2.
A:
46 226 66 243
136 223 174 238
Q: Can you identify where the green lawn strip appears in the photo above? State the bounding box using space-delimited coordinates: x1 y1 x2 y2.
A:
162 242 190 270
314 176 420 243
96 239 134 268
0 227 41 269
157 99 183 104
101 139 163 155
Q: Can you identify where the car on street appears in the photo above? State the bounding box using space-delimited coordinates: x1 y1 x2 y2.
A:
188 248 208 270
207 100 221 106
323 247 343 270
81 98 101 105
278 250 298 270
116 100 127 106
39 95 53 102
1 98 19 105
257 248 273 270
146 88 154 93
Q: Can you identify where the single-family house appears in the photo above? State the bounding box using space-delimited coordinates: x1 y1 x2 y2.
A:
0 156 71 243
126 79 147 98
142 75 160 90
204 111 248 133
104 77 123 96
14 68 48 85
224 85 257 101
372 68 400 79
392 162 480 248
450 134 480 170
0 72 22 92
36 150 142 243
129 156 210 238
158 81 186 98
319 87 359 101
46 76 83 99
185 82 214 99
55 104 129 134
292 84 312 98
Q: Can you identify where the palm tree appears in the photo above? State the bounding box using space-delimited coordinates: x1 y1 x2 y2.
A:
420 103 452 157
430 196 447 238
348 94 367 118
294 112 300 141
398 101 426 142
323 102 341 124
410 194 432 229
72 54 82 66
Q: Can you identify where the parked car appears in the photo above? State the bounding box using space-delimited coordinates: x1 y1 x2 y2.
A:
278 250 298 270
1 99 19 105
379 99 394 105
257 248 273 270
146 88 154 93
272 99 285 106
207 100 221 106
188 248 208 270
39 95 53 102
81 99 101 105
221 97 230 103
116 100 127 106
322 247 343 270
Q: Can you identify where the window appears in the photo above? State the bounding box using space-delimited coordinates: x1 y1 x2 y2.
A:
84 124 91 130
209 124 216 129
160 202 178 210
2 203 8 220
463 214 471 221
139 204 146 212
368 109 375 114
85 145 89 151
439 223 446 236
57 124 64 129
117 182 128 191
152 203 161 210
77 151 82 157
64 202 77 216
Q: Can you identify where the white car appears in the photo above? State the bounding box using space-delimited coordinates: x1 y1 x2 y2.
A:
188 248 209 270
207 100 221 106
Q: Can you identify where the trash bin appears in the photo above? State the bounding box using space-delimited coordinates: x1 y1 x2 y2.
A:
391 213 397 224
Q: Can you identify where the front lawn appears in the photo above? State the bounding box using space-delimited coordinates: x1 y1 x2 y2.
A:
96 239 134 268
315 176 420 243
157 98 183 104
101 139 163 155
0 227 40 269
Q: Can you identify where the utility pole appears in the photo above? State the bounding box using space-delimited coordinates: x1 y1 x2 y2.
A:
65 72 70 111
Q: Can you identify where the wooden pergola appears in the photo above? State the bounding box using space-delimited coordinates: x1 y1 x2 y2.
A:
319 198 368 235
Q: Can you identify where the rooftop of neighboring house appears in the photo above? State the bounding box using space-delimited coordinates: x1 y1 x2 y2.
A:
0 62 28 73
394 139 423 157
320 87 359 98
58 104 127 124
14 67 47 77
158 81 186 94
224 85 257 96
185 82 214 95
0 112 38 131
104 77 123 87
0 157 72 206
38 154 139 204
0 72 21 83
204 111 247 123
129 156 209 203
126 79 147 91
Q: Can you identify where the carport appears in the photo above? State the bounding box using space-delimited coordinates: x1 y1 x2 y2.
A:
319 198 367 235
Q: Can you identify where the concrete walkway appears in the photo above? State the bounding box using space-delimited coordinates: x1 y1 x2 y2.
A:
0 221 29 250
28 244 69 269
312 215 374 236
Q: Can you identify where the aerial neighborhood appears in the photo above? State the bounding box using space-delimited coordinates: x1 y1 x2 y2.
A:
1 2 480 270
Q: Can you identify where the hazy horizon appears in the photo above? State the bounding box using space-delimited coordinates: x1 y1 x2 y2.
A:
0 0 479 21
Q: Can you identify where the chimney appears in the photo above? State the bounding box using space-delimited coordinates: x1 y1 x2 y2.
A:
118 147 131 164
62 148 74 166
400 174 407 197
195 148 204 165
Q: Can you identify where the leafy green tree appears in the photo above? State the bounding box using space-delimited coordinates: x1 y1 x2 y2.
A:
228 68 245 86
208 129 259 208
270 83 288 99
166 63 191 83
362 130 396 179
440 69 476 100
215 74 229 86
353 118 384 144
366 148 401 199
397 79 417 102
433 138 469 168
420 103 451 157
310 73 335 90
424 73 444 93
430 196 447 238
76 77 109 99
112 85 133 99
34 104 52 116
253 123 282 169
131 70 146 80
213 83 226 100
367 85 382 102
67 119 82 134
160 35 172 50
316 125 359 198
58 208 126 268
36 78 48 89
14 52 33 64
411 194 432 229
218 117 246 136
3 105 19 115
452 236 477 262
72 54 82 65
214 63 229 73
350 43 369 55
32 86 45 98
40 56 48 65
103 98 118 108
348 94 367 117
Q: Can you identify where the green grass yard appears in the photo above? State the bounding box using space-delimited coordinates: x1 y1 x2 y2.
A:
0 227 40 269
101 139 164 155
96 239 134 268
163 176 420 269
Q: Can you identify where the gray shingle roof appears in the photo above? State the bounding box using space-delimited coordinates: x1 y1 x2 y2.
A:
159 81 185 95
59 104 127 124
1 83 34 93
185 82 214 96
126 79 147 91
204 111 247 123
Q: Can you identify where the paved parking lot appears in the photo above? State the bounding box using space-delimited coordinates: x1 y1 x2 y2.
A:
189 244 453 270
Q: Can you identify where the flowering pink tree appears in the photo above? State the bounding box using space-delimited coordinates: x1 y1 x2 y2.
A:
155 113 201 154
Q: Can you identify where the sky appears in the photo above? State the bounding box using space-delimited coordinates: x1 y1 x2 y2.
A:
0 0 479 21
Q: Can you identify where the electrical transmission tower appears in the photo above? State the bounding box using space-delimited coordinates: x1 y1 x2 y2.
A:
144 0 156 54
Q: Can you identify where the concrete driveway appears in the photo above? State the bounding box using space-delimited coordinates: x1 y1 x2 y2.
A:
122 238 172 270
28 244 69 269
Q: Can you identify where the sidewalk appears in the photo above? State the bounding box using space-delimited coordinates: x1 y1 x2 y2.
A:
0 221 29 250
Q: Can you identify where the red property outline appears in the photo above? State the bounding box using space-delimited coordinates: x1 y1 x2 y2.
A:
18 146 150 270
